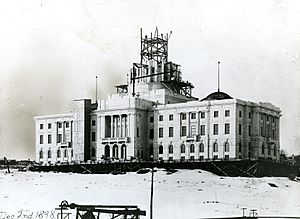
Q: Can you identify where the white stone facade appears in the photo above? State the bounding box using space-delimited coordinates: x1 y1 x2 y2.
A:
34 30 281 164
34 89 281 164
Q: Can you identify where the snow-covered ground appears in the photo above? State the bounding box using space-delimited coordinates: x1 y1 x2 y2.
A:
0 169 299 219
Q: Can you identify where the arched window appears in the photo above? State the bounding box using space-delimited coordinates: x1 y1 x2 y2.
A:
113 144 118 158
57 149 61 158
199 143 204 153
239 142 242 153
91 148 96 157
105 145 110 158
190 144 195 153
159 145 163 154
169 145 173 154
180 144 185 153
213 143 218 152
150 144 154 156
64 150 68 158
224 142 230 152
48 150 51 158
121 144 126 159
39 150 43 159
268 144 271 155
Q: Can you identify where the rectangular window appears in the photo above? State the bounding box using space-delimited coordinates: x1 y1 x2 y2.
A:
58 122 62 128
137 127 139 137
181 113 186 120
181 126 187 136
214 111 218 118
159 115 163 121
213 155 218 160
39 135 43 144
225 123 230 134
159 127 163 138
248 125 251 136
66 122 69 128
169 127 174 137
58 134 62 143
200 125 205 136
225 110 230 117
149 129 154 139
92 132 96 141
200 112 205 119
190 125 196 136
249 112 252 119
239 111 242 118
191 113 196 119
213 124 218 135
199 143 204 152
239 124 242 135
48 123 51 129
150 116 154 123
199 156 204 161
91 120 96 126
169 114 173 121
48 134 52 144
40 124 43 130
225 155 229 160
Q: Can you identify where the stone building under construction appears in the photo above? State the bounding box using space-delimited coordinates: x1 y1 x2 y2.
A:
34 29 281 164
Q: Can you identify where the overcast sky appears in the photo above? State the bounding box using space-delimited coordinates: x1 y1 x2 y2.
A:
0 0 299 159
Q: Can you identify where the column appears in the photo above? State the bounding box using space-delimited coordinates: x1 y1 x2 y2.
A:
62 121 65 143
97 116 101 140
118 115 121 137
110 115 113 137
120 115 123 137
128 114 131 137
70 121 73 143
196 111 200 135
100 116 105 139
187 112 190 136
179 112 182 136
125 115 128 137
110 145 113 158
55 122 58 144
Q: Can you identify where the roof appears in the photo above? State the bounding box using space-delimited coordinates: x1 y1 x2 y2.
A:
201 91 233 101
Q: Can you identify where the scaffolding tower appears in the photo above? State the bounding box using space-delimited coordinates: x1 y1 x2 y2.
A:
130 27 194 98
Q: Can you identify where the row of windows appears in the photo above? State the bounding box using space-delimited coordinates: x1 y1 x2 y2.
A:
156 110 234 123
238 124 252 136
40 134 65 144
238 110 254 119
40 122 70 130
39 149 73 159
156 123 231 138
262 144 277 156
40 135 52 144
158 142 230 154
165 155 229 161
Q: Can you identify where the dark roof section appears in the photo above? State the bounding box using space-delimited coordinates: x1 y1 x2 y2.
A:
201 91 233 101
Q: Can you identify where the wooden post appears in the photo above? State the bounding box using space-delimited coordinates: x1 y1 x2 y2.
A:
150 167 154 219
4 157 10 173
